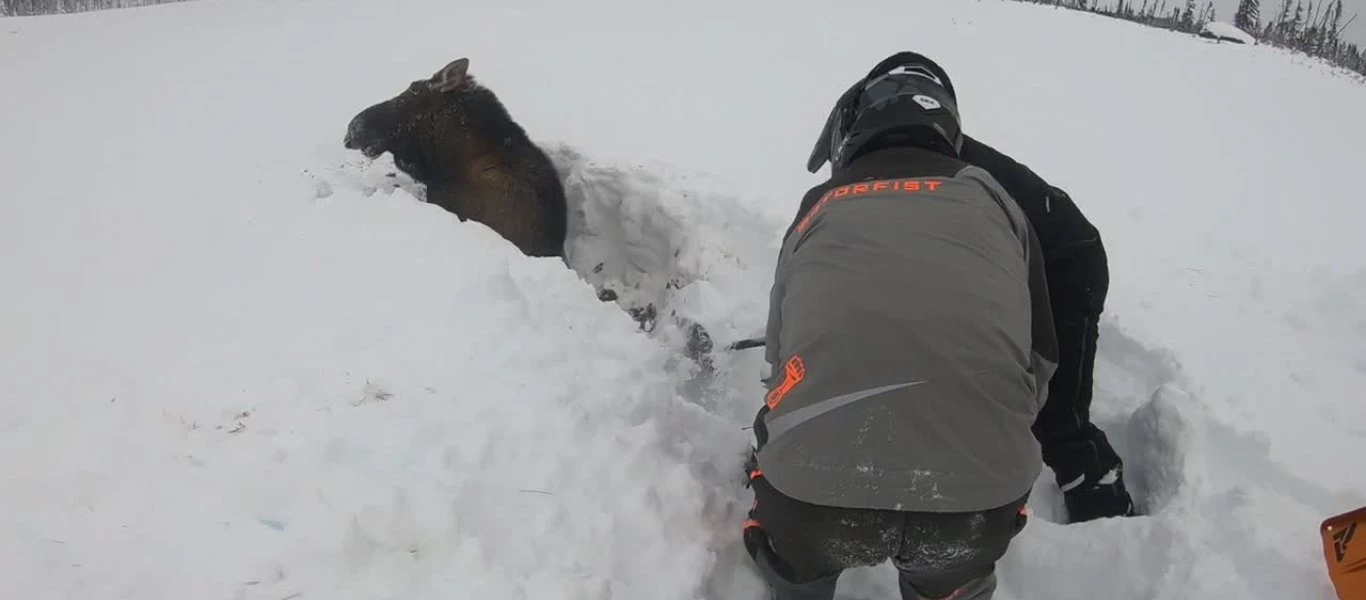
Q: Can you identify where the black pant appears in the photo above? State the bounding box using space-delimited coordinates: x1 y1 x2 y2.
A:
1032 313 1123 488
1031 236 1123 489
744 475 1028 600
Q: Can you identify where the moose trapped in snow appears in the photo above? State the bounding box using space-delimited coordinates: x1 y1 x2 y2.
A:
343 57 568 258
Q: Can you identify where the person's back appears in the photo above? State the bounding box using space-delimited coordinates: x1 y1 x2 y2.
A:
756 144 1056 514
742 52 1058 600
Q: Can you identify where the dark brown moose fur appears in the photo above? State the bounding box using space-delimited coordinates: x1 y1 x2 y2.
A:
343 57 568 257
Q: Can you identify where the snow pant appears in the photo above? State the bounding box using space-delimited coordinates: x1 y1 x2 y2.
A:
743 473 1029 600
1030 229 1124 492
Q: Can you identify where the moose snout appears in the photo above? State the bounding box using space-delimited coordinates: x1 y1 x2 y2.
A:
343 117 363 149
344 109 379 147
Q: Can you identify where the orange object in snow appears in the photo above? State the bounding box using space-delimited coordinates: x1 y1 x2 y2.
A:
1322 505 1366 600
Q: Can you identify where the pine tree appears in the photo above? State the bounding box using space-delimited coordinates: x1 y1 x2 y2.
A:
1200 1 1216 25
1272 0 1294 42
1235 0 1262 33
1326 0 1343 56
1306 0 1323 53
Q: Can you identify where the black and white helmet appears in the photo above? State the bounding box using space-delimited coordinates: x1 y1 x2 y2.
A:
806 52 962 173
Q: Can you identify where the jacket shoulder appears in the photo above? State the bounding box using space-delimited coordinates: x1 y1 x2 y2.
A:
955 164 1034 238
781 148 974 242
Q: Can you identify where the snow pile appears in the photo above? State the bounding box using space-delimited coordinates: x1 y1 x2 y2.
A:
1202 21 1258 44
551 144 779 353
0 142 762 600
2 0 1365 599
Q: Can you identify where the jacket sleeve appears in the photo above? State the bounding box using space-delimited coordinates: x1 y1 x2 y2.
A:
768 185 827 379
1022 215 1060 403
751 237 790 450
763 247 786 382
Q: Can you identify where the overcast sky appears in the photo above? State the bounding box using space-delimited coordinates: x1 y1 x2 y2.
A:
1214 0 1366 45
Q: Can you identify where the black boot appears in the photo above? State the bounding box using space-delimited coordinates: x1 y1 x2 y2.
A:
1032 310 1136 524
1061 465 1135 523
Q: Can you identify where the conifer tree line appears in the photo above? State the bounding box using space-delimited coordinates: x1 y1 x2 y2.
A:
1012 0 1365 76
1 0 187 16
1006 0 1219 33
1251 0 1360 72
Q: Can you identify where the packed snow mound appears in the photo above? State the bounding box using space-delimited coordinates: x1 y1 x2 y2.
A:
0 150 744 600
552 144 779 351
3 0 1366 599
1202 21 1257 44
312 141 781 364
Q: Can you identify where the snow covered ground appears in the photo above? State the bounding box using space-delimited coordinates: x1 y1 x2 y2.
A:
2 0 1364 599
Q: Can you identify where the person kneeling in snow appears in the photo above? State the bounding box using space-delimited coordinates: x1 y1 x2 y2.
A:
797 55 1137 525
742 52 1058 600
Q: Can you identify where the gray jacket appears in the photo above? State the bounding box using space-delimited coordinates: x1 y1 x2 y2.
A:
754 147 1059 513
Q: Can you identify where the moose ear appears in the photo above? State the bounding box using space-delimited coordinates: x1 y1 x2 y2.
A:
429 57 470 92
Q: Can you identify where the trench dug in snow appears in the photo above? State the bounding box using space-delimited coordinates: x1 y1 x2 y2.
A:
314 142 1293 600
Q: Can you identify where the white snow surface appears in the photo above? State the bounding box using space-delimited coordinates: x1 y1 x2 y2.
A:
2 0 1365 599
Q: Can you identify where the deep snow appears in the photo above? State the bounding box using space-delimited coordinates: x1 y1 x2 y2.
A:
2 0 1365 599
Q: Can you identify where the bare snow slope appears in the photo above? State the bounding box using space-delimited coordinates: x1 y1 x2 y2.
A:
2 0 1364 599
